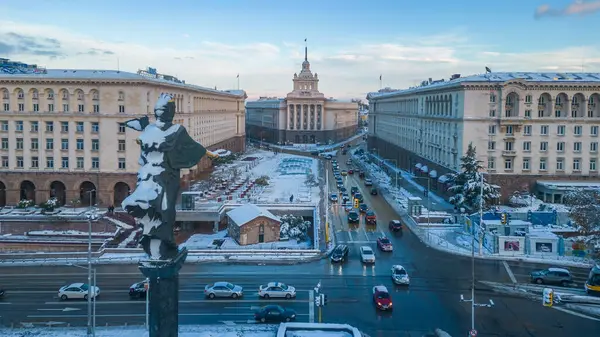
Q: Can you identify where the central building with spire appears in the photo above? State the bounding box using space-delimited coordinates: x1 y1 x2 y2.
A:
245 43 358 144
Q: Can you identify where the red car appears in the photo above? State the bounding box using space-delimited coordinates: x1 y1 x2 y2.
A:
377 237 393 251
348 169 354 174
372 285 393 310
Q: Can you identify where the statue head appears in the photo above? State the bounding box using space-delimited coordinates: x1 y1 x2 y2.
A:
154 93 176 124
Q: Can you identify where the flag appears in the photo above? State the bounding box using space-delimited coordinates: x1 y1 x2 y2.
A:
237 73 239 78
485 66 492 73
379 75 382 81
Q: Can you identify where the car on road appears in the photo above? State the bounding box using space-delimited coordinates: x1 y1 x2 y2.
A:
323 154 332 160
346 159 352 165
129 280 148 299
366 210 376 221
329 193 338 202
389 220 403 232
360 246 376 263
340 187 347 193
348 169 354 174
391 265 410 285
359 171 365 178
342 193 350 203
354 193 364 203
330 244 349 262
336 182 344 189
364 178 373 186
342 150 347 155
341 170 348 176
530 267 573 286
204 282 244 299
370 188 378 195
58 283 100 301
258 282 296 299
377 237 392 251
351 186 359 195
359 203 369 213
348 211 360 224
254 305 297 323
372 285 392 310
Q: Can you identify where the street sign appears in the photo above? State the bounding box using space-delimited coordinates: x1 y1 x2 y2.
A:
469 329 477 337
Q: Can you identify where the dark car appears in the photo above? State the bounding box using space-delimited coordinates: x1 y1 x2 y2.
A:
359 171 365 178
351 186 359 195
311 151 319 156
359 203 369 213
354 193 364 203
389 220 403 232
342 150 347 155
348 211 360 223
254 305 297 323
129 280 148 299
377 237 393 251
330 244 349 262
370 188 378 195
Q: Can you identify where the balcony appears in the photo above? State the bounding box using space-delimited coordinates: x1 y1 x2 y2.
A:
502 150 517 157
555 103 563 109
499 118 524 125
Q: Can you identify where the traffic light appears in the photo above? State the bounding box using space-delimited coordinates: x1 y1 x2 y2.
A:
321 294 328 306
501 213 507 225
354 198 359 208
315 294 322 307
543 288 553 307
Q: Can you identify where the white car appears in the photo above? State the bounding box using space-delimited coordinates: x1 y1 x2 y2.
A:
58 283 100 301
258 282 296 299
391 265 410 285
360 246 376 263
329 194 338 202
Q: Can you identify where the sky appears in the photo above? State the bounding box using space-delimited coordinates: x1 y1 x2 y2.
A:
0 0 599 100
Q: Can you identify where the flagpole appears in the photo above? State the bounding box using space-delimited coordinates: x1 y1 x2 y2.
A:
379 75 382 89
237 74 240 90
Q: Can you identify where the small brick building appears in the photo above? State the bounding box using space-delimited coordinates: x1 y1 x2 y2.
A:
227 204 281 246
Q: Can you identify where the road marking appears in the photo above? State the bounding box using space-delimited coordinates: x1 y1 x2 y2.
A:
347 231 354 242
220 320 236 325
336 240 372 244
0 302 12 305
27 313 310 318
308 290 315 323
361 227 369 241
502 261 517 284
44 299 309 305
552 306 600 321
37 308 80 312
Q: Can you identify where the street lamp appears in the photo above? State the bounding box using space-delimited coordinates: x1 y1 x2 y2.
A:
412 176 431 242
67 263 97 337
83 189 97 337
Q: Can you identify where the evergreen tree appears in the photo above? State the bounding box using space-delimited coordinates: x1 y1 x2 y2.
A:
448 143 500 211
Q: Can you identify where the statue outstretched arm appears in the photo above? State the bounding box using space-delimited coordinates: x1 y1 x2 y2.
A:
206 150 219 159
125 116 150 131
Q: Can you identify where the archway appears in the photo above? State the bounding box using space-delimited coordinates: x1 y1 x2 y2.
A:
0 181 6 207
294 135 300 143
113 182 131 207
49 181 67 206
79 181 97 207
20 180 36 203
302 135 308 143
309 135 316 143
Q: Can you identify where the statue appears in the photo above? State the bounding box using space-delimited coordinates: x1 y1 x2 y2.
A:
121 93 217 337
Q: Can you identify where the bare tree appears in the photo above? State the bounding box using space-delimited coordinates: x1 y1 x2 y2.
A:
563 189 600 236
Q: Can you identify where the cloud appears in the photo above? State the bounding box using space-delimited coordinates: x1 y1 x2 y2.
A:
535 0 600 18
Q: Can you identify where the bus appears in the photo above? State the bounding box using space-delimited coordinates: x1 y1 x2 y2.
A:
585 264 600 296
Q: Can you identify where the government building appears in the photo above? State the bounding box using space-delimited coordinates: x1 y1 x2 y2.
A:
245 47 358 144
367 72 600 203
0 58 246 207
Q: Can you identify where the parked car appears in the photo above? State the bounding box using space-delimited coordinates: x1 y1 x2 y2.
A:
348 211 360 224
330 244 349 263
359 203 369 213
58 283 100 301
391 265 410 285
258 282 296 299
389 220 403 232
377 237 393 251
329 194 338 202
370 188 378 195
530 268 573 286
204 282 244 299
360 246 376 263
129 280 148 299
364 178 373 186
254 305 297 323
372 285 392 310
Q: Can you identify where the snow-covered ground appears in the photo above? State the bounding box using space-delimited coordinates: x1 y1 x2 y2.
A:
181 231 312 250
27 230 115 237
105 216 134 230
0 207 107 218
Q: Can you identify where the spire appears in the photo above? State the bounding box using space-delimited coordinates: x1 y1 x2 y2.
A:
304 38 307 61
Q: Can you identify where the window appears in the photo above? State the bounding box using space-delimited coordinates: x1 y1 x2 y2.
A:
574 125 582 136
573 159 581 171
525 95 532 103
76 157 84 169
61 138 69 150
539 158 547 171
16 156 23 168
540 141 548 151
92 139 99 151
118 139 126 152
487 157 495 169
118 91 125 101
76 122 84 133
488 125 496 134
556 158 564 171
574 142 582 152
557 125 565 135
93 104 100 113
30 121 38 132
63 104 69 112
91 157 99 169
60 121 69 133
557 142 564 152
591 159 597 171
504 142 514 151
522 158 530 170
490 94 496 103
591 142 598 153
506 126 514 135
1 138 8 150
1 156 7 167
76 139 84 150
1 121 7 131
524 109 531 118
592 126 599 136
91 122 99 133
488 141 495 150
31 156 38 168
119 105 125 113
118 123 126 133
46 138 54 150
541 125 548 135
45 121 54 132
16 138 23 150
3 103 9 111
504 158 512 170
118 158 126 169
33 103 39 112
48 103 54 112
61 157 69 168
78 104 84 112
555 110 562 118
15 121 23 132
31 138 38 150
18 103 24 112
46 157 54 168
523 141 531 152
489 109 496 117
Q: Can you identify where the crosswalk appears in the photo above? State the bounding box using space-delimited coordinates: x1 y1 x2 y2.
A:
334 228 385 244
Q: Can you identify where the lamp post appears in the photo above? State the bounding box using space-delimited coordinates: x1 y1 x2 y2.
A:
412 176 431 242
84 189 96 337
68 263 96 337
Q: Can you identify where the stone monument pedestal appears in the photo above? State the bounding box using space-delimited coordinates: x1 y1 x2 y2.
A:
139 248 188 337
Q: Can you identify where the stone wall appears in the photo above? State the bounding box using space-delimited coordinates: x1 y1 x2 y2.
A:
238 216 280 245
0 219 117 235
0 241 103 253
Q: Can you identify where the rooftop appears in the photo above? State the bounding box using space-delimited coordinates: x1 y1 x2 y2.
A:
226 204 280 226
367 72 600 100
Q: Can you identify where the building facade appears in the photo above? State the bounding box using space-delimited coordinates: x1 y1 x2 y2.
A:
367 72 600 202
0 61 246 207
226 204 281 245
246 47 358 144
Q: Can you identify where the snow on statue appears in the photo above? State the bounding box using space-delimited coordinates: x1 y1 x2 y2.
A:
122 93 218 260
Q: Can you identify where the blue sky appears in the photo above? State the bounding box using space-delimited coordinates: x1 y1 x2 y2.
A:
0 0 598 99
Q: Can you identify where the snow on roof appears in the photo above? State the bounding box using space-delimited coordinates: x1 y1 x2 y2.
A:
0 69 246 98
528 228 559 239
227 204 280 226
367 72 600 100
548 267 570 273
